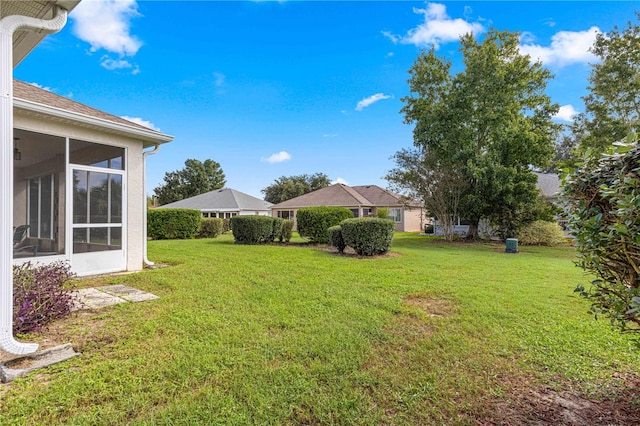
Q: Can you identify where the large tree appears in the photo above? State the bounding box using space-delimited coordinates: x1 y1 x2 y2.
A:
397 29 559 238
261 173 331 204
386 148 464 242
575 16 640 155
154 159 226 205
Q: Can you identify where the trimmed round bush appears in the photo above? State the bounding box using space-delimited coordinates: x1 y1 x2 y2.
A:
340 217 395 256
231 216 283 244
297 206 353 243
517 220 566 246
279 219 294 243
198 218 224 238
328 225 346 253
148 208 201 240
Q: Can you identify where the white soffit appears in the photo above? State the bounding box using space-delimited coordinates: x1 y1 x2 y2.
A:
1 0 81 67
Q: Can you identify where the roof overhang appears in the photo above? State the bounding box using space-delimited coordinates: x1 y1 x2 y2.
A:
14 97 174 146
2 0 81 67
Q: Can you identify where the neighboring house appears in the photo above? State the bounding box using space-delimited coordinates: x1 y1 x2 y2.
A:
270 183 424 232
533 172 562 203
432 172 563 236
157 188 273 218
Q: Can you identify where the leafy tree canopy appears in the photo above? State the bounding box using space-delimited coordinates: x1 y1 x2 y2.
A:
395 29 559 238
261 173 331 204
575 15 640 155
154 159 226 205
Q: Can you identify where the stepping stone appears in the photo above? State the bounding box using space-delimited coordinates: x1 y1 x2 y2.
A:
72 288 127 311
0 343 80 383
97 285 159 303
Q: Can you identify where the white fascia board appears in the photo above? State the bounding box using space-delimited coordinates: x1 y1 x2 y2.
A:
14 97 174 145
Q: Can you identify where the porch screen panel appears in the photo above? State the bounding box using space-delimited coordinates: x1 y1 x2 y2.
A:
71 140 125 254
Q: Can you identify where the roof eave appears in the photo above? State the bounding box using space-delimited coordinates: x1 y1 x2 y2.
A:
14 97 174 145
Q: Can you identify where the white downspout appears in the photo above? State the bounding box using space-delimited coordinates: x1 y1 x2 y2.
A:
0 6 68 355
142 143 160 266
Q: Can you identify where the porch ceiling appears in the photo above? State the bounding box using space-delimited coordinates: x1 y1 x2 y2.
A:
1 0 81 67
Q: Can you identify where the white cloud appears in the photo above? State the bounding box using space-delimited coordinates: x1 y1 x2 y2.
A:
384 3 484 49
554 105 579 122
323 133 338 138
356 93 391 111
120 116 161 131
332 177 348 185
213 72 226 87
71 0 142 56
262 151 291 164
28 82 53 92
519 26 600 67
100 56 132 70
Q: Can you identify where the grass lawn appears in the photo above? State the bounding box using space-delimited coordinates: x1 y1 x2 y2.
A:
1 233 639 424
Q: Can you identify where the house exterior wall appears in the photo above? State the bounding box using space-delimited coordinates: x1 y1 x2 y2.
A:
14 112 147 273
401 207 424 232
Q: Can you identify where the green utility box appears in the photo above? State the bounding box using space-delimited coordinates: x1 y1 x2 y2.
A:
505 238 518 254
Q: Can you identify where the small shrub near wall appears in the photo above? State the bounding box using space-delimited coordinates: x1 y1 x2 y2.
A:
198 218 224 238
517 220 566 246
222 218 232 234
13 261 77 334
297 206 354 243
280 219 294 243
231 216 284 244
340 217 395 256
328 225 346 253
148 208 201 240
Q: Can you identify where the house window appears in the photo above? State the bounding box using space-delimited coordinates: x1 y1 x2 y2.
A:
28 174 54 239
277 210 294 220
350 209 360 218
389 208 402 223
363 208 373 217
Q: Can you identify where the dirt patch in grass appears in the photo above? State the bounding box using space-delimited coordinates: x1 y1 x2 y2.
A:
478 375 640 425
0 310 109 364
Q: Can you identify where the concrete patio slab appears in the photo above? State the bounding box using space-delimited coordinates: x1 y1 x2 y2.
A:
72 288 127 311
0 343 80 383
98 284 160 303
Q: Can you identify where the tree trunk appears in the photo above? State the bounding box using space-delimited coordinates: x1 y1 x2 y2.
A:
465 218 480 240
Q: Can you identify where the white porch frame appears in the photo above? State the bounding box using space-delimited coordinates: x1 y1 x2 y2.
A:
1 7 68 355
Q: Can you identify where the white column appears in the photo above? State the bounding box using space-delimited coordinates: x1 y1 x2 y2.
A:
0 7 67 355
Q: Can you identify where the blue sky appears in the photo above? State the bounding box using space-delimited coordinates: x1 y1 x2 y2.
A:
14 1 639 199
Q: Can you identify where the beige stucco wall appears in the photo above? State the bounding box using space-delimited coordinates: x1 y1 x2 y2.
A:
14 112 147 273
402 207 424 232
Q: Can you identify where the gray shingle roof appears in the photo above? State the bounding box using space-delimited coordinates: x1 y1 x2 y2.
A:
271 183 415 209
13 79 153 131
534 172 561 198
158 188 273 211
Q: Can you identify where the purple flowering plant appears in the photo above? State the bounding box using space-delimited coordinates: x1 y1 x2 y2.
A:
13 261 77 334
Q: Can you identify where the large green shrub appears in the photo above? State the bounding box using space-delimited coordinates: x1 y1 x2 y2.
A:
148 208 201 240
516 220 565 246
297 206 353 243
563 137 640 333
279 219 294 243
231 216 283 244
198 218 224 238
340 217 395 256
327 225 346 253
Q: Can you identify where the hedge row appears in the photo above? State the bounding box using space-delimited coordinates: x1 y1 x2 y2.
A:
230 216 284 244
148 208 201 240
198 218 224 238
297 206 354 243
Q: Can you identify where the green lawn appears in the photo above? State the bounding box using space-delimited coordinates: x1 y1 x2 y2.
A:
1 233 639 424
